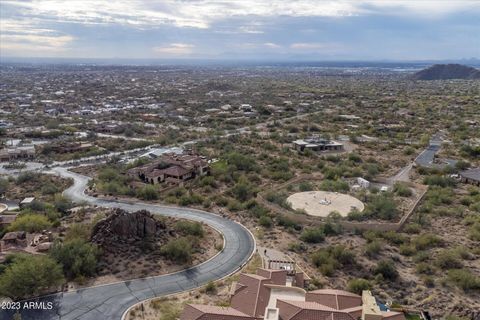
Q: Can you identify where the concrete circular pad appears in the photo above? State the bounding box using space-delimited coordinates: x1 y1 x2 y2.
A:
287 191 364 217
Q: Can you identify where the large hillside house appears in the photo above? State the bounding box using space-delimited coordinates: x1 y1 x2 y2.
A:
0 146 35 162
180 268 405 320
128 153 210 185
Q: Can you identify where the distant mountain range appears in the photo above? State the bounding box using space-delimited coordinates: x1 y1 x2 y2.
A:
412 64 480 80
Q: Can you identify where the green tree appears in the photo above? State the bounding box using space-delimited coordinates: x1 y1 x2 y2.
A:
53 194 74 214
0 178 9 195
347 278 371 294
136 185 159 200
0 254 64 299
50 239 100 279
175 221 204 237
374 259 398 281
161 237 192 264
8 214 52 233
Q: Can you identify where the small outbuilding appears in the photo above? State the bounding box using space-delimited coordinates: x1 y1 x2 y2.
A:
460 168 480 186
20 197 35 208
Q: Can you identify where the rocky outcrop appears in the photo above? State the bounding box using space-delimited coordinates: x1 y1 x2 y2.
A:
91 209 167 248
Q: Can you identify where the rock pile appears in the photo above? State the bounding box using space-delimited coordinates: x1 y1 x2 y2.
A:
91 209 167 248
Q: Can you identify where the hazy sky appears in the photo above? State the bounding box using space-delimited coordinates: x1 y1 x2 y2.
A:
1 0 479 61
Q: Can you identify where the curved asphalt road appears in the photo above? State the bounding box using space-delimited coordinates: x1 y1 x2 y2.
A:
1 168 255 320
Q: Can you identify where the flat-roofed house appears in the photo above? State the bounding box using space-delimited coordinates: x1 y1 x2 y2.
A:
460 168 480 186
293 137 343 153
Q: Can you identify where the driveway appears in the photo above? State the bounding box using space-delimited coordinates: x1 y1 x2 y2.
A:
1 168 255 320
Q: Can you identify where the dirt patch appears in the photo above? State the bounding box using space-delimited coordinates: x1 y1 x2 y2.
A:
287 191 364 217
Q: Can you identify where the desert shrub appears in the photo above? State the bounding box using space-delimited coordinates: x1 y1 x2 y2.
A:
347 278 371 294
65 223 92 241
435 250 463 270
0 254 64 299
200 176 217 188
16 172 39 184
225 152 258 172
362 194 399 221
258 215 273 228
136 185 159 200
412 233 443 250
413 251 430 263
50 239 100 279
149 299 182 320
424 186 454 205
276 215 301 230
319 179 349 192
348 153 362 163
226 199 242 211
423 175 456 187
415 262 436 275
179 193 204 206
288 242 307 253
299 182 314 192
399 244 417 256
381 231 408 246
230 177 257 202
300 228 325 243
468 222 480 241
470 202 480 213
175 221 204 237
0 178 8 195
393 183 412 197
160 237 192 264
267 157 294 181
41 182 60 195
447 269 480 291
365 240 382 258
374 259 398 281
248 202 270 218
403 223 421 234
53 194 74 214
311 245 354 276
265 192 290 209
322 221 342 236
8 214 52 232
204 281 217 294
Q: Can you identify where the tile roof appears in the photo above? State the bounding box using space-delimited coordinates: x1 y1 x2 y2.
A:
278 300 337 311
188 304 251 317
308 289 360 297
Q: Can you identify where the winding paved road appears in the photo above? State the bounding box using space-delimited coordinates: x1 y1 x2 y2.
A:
1 168 255 320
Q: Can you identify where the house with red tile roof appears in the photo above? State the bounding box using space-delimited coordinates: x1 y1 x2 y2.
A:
128 152 210 185
180 268 406 320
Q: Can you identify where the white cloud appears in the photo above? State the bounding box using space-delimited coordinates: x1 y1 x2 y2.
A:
1 34 73 47
264 42 281 49
2 0 477 32
152 43 195 56
0 17 74 56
